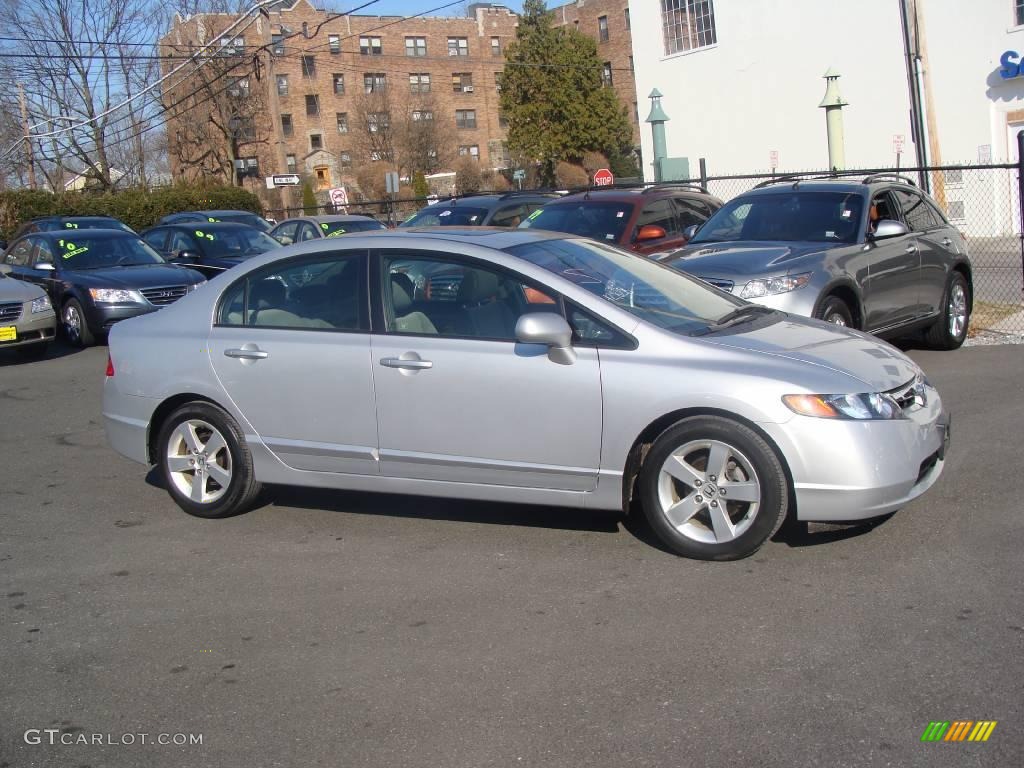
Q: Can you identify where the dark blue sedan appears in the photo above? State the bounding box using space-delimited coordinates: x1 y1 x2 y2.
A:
141 222 281 279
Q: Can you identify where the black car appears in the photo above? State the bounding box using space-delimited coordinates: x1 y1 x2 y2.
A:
3 216 136 249
399 192 560 228
141 222 282 279
2 230 205 346
158 210 274 232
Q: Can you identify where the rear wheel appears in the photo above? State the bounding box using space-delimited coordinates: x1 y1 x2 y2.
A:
156 402 261 519
925 272 970 350
63 299 94 347
639 416 788 560
815 295 853 327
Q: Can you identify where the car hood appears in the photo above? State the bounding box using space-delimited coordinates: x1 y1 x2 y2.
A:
0 276 46 302
704 315 919 392
63 263 204 288
666 240 847 276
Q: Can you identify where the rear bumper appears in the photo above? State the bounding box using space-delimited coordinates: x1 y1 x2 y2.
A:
761 386 949 522
103 380 155 465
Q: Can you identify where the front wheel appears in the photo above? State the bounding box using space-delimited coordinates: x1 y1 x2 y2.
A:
156 402 262 519
815 296 854 327
63 299 95 347
925 272 970 350
639 416 789 560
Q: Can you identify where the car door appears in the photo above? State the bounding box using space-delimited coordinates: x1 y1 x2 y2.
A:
911 193 957 317
273 221 299 245
25 238 63 306
371 250 603 492
631 199 683 255
296 222 320 242
863 190 920 330
207 249 379 474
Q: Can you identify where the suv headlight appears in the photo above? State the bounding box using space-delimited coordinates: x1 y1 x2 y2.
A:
739 272 812 299
30 295 52 314
89 288 145 304
783 392 904 420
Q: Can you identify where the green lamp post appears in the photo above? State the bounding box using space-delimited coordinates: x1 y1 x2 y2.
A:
645 88 670 182
818 67 849 171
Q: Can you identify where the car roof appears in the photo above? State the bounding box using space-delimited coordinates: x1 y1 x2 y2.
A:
549 185 716 204
31 215 123 221
37 228 137 238
354 226 575 248
420 193 559 209
284 215 379 223
742 175 922 197
198 209 264 217
152 221 258 231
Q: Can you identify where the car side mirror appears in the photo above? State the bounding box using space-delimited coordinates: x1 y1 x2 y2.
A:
635 224 667 242
0 264 10 275
869 219 909 240
34 262 55 272
515 312 576 365
682 224 700 241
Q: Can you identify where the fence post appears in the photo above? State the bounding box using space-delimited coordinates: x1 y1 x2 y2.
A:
1019 130 1024 295
699 158 708 193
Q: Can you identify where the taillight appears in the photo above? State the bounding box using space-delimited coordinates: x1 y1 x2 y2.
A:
105 354 114 377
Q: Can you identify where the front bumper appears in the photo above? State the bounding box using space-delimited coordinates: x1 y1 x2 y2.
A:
761 385 949 522
0 307 57 349
84 302 158 334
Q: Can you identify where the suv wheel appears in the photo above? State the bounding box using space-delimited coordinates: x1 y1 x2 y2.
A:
925 272 970 350
815 296 853 327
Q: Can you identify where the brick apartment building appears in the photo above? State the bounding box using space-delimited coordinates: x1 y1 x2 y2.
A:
161 0 639 209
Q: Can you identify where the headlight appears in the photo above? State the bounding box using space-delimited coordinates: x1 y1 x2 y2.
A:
88 288 144 304
783 392 904 420
187 281 207 292
739 272 812 299
30 295 52 313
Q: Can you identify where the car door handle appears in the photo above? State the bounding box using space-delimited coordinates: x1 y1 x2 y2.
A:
380 357 432 370
905 244 918 254
224 347 269 360
942 238 953 246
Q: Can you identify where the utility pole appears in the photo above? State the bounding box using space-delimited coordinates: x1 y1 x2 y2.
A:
17 83 37 190
899 0 929 190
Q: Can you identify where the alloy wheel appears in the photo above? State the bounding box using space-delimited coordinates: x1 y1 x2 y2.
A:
165 419 232 504
948 282 967 339
64 304 82 343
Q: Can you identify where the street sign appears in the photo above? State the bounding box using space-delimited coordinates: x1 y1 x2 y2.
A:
893 134 906 155
769 150 779 169
329 187 348 210
512 169 526 181
978 144 992 164
385 171 400 195
593 168 614 186
271 174 300 187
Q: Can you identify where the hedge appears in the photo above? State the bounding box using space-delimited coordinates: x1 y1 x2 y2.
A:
0 185 263 241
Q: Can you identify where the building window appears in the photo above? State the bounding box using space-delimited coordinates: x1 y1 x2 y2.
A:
360 36 382 55
302 55 316 77
276 74 289 96
333 73 345 95
491 36 501 55
409 73 431 93
286 154 297 173
1018 0 1024 26
598 15 609 42
364 73 387 93
231 117 255 140
629 55 634 72
339 151 352 168
945 168 964 184
498 112 508 128
234 156 259 178
495 71 503 92
336 112 348 133
405 36 427 56
271 33 285 55
412 109 434 121
367 112 390 133
281 114 294 136
948 200 965 219
448 37 469 56
601 62 613 87
218 36 245 56
452 72 473 92
328 34 340 54
306 94 320 116
458 144 480 160
662 0 717 55
310 133 323 151
227 76 249 97
625 8 630 29
370 150 386 161
455 109 477 129
314 166 330 190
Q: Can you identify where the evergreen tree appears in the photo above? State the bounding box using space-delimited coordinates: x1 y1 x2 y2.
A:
301 182 318 215
500 0 633 186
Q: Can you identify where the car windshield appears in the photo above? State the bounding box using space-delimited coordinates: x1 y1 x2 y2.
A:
506 238 746 335
400 206 490 226
49 218 134 233
319 220 385 236
193 228 281 258
691 192 865 244
519 201 634 243
55 235 165 269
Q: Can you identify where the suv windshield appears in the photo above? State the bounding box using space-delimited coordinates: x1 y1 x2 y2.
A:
521 201 634 243
400 206 489 227
691 192 865 244
55 235 165 269
506 238 744 335
193 228 280 258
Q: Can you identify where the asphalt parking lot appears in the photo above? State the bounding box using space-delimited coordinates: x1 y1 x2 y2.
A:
1 341 1021 768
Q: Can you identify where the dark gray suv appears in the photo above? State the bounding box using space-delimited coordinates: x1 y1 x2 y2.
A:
659 174 973 349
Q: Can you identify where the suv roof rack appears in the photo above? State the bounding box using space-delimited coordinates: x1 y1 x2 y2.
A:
752 171 861 189
861 173 917 187
497 190 562 200
640 182 707 194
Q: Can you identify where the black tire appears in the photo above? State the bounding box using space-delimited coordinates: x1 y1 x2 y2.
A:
815 295 854 328
16 342 48 359
62 298 95 347
639 416 789 561
925 272 970 350
156 401 262 519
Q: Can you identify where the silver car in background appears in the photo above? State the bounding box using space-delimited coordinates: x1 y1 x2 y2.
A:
0 265 57 358
660 175 973 350
103 229 950 560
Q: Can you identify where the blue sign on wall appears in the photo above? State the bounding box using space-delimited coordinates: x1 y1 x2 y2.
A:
1000 50 1023 79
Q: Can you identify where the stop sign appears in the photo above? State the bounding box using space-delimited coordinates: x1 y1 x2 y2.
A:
593 168 614 186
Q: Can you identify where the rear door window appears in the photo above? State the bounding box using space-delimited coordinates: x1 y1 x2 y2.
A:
893 189 940 232
142 229 168 251
32 239 55 267
673 198 713 230
4 239 34 266
635 199 680 238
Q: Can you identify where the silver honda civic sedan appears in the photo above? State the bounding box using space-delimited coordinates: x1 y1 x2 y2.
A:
103 229 950 560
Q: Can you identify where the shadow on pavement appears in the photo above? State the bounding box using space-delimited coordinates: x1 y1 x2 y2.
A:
771 513 896 548
0 338 85 367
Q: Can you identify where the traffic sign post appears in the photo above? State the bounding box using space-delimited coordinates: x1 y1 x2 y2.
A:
593 168 614 187
270 174 300 187
893 134 905 170
513 169 526 190
769 150 779 171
